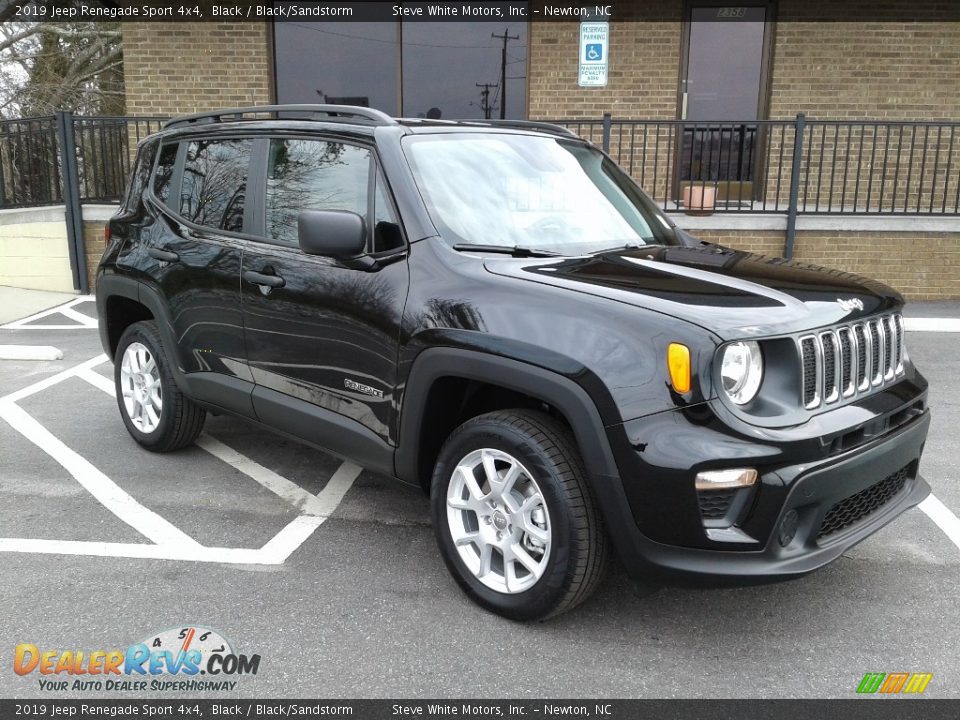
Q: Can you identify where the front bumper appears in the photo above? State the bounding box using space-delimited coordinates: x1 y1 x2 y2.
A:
594 402 930 586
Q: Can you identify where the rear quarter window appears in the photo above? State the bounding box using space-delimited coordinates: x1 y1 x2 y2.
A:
152 143 178 203
123 139 158 213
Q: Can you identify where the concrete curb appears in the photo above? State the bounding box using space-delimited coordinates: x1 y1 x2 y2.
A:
0 345 64 361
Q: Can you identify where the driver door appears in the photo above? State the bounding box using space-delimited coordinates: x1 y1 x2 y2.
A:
241 136 409 453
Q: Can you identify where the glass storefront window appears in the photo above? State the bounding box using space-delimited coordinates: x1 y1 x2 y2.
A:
273 10 528 120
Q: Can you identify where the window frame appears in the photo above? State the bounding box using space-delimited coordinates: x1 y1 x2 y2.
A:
145 132 262 242
120 138 159 216
245 132 408 256
177 136 256 234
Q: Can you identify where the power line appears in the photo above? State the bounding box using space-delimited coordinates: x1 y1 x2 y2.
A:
287 22 527 50
491 28 520 120
474 82 496 120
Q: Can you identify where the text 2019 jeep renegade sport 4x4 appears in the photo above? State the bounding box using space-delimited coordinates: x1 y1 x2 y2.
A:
97 105 931 620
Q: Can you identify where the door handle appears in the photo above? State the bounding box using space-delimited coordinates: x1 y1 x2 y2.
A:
147 247 179 264
243 270 285 289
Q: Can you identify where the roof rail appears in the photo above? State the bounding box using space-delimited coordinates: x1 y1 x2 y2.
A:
162 104 397 130
462 119 579 137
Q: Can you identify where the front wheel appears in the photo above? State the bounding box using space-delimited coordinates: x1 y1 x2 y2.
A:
431 410 607 621
114 320 205 452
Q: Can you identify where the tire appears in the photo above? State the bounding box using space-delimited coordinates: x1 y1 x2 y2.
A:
431 409 608 621
114 320 205 452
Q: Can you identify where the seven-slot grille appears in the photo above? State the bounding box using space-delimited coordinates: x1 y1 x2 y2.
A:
799 314 904 409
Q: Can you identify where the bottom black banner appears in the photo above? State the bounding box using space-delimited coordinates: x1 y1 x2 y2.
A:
1 699 957 720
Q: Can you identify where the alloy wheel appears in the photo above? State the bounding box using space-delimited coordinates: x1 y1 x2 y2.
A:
446 448 552 594
119 342 163 434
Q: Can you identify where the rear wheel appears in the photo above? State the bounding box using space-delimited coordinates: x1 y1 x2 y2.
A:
114 321 205 452
431 410 607 620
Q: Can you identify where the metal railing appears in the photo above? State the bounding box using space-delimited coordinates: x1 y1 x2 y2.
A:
0 116 61 208
1 111 957 290
551 114 960 217
4 112 958 218
0 113 165 209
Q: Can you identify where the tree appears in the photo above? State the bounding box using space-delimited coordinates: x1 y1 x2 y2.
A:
0 1 123 118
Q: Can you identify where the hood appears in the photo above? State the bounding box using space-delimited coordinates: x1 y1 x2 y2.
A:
483 245 902 340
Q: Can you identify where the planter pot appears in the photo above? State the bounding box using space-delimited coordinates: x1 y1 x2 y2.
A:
682 185 717 216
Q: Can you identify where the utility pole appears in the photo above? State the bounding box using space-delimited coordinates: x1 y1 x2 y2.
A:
475 82 495 119
491 28 519 119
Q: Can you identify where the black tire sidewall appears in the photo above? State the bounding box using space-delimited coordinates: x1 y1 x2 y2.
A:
114 322 178 450
431 418 580 621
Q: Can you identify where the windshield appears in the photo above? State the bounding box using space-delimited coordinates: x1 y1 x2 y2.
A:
402 132 680 254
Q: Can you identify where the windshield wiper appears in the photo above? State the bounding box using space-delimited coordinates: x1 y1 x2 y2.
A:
452 243 564 258
589 242 660 255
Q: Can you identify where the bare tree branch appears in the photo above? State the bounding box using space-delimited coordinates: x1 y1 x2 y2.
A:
0 18 124 117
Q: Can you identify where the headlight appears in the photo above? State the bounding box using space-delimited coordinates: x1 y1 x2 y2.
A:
719 341 763 405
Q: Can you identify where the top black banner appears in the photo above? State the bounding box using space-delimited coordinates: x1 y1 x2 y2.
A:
9 0 960 23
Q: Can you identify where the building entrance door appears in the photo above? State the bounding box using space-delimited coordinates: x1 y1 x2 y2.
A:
677 3 774 207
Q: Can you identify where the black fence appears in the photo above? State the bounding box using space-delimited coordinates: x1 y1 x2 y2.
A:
0 113 165 209
2 112 958 218
553 115 960 217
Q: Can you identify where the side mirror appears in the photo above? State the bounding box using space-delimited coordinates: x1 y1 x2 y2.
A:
298 210 366 258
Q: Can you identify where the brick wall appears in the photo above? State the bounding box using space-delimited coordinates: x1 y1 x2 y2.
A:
528 0 959 122
121 22 272 116
528 1 682 119
690 229 960 300
83 220 105 292
771 1 960 120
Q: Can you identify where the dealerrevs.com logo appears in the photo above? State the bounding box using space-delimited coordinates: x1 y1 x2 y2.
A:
14 626 260 693
856 672 933 695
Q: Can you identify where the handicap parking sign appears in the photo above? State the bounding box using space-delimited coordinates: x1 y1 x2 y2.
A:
579 21 609 87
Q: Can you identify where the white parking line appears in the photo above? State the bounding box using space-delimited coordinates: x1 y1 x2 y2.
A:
904 318 960 333
0 400 203 548
2 354 108 404
919 495 960 552
0 354 360 565
0 538 289 565
0 296 98 330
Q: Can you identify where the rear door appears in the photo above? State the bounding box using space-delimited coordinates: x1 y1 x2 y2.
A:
143 135 255 414
240 134 409 456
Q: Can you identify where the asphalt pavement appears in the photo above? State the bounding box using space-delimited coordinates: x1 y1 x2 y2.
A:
0 294 957 699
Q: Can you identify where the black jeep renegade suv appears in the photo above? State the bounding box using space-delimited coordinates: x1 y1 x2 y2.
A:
97 105 931 620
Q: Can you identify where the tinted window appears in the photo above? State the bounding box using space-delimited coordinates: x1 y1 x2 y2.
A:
272 12 529 120
373 174 403 253
179 139 252 232
265 139 371 245
153 143 178 203
123 139 157 212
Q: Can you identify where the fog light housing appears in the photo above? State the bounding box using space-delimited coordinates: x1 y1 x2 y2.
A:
778 509 800 547
694 468 758 491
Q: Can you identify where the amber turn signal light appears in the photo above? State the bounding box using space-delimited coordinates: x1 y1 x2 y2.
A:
667 343 691 394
